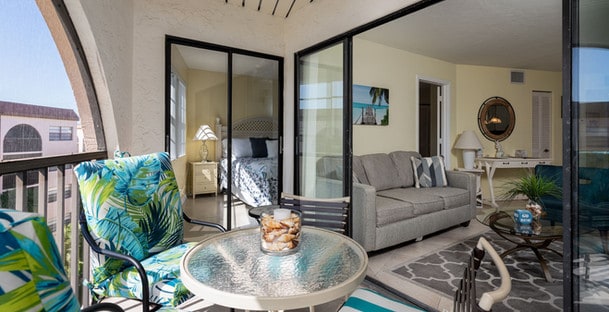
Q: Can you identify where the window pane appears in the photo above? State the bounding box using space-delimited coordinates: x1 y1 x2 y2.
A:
298 43 345 197
170 69 186 159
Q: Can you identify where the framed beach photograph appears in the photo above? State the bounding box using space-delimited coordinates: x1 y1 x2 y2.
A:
353 84 389 125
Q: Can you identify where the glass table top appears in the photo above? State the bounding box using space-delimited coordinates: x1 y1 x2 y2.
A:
180 226 368 310
477 208 562 238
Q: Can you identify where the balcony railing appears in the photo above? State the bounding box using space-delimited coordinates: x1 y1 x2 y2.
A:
0 151 107 305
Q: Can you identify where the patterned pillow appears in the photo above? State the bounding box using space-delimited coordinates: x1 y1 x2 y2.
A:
410 156 448 188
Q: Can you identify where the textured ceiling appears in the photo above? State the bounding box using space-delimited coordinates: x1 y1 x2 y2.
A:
218 0 562 71
358 0 562 72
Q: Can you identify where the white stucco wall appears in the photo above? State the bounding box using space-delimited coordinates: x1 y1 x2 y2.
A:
66 0 134 155
66 0 420 192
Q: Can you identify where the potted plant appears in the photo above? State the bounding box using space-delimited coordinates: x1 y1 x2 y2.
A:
502 173 561 219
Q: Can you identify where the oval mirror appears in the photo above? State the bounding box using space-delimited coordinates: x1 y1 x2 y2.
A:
477 96 515 142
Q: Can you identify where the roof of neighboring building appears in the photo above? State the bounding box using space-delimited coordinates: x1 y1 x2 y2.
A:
0 101 79 121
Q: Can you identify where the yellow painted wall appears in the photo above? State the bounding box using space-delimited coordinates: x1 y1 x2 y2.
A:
455 65 562 198
187 69 227 164
353 38 562 202
353 38 457 155
181 69 279 187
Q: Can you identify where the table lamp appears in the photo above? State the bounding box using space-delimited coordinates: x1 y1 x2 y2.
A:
194 125 217 162
454 130 483 169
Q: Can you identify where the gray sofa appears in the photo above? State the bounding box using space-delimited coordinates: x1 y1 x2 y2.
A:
318 151 477 252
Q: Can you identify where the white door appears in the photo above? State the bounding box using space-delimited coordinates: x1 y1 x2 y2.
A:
532 91 551 158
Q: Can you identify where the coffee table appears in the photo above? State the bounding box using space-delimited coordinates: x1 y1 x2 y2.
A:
477 208 563 282
180 226 368 311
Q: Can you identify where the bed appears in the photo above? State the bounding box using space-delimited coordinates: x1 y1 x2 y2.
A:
215 117 279 207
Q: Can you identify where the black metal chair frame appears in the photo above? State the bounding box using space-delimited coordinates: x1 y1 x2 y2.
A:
79 211 225 312
454 236 511 312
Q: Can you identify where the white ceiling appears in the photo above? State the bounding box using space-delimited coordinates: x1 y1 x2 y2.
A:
358 0 562 72
177 0 563 74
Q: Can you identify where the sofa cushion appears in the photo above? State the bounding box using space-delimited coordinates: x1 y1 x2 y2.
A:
361 153 401 191
352 155 369 185
411 156 448 188
377 189 444 215
316 156 343 179
375 195 416 226
389 151 421 187
426 187 471 209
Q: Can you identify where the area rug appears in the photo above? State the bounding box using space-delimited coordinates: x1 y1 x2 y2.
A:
388 231 563 311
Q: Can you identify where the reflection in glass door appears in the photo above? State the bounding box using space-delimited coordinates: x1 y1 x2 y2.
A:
296 41 350 199
230 54 281 228
571 0 609 309
166 36 282 231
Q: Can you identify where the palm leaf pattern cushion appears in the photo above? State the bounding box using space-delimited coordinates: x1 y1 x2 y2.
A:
74 152 194 307
0 209 80 311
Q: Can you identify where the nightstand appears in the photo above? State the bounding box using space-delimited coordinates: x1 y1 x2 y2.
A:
455 168 484 208
188 161 218 198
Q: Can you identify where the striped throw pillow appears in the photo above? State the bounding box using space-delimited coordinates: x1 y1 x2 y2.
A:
411 156 448 188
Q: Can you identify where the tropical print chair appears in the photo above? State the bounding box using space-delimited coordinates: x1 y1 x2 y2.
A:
0 209 123 312
74 152 225 311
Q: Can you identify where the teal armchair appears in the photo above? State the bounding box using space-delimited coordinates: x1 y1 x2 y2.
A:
0 209 123 312
74 152 225 311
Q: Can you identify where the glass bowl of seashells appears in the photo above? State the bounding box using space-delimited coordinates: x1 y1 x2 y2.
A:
260 208 301 255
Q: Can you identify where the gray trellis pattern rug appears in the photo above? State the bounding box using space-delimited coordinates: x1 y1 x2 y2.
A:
390 231 563 311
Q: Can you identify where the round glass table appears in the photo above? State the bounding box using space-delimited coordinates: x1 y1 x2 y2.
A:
477 208 563 282
180 226 368 311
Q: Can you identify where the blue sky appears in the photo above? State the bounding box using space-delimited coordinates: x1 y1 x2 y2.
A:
0 0 76 110
353 84 388 106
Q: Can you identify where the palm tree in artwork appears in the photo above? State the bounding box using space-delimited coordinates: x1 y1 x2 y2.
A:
367 87 389 125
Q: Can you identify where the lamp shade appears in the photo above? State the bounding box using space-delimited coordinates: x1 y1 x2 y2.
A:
454 130 483 150
194 125 217 141
454 130 483 169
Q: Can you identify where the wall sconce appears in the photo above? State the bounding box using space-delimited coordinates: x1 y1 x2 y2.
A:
194 125 217 162
454 130 483 169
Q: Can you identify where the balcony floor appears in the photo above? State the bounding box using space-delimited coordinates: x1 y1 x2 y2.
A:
100 193 501 311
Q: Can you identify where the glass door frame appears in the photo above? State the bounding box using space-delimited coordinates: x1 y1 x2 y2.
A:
165 35 284 230
565 0 609 310
293 0 443 237
294 38 353 197
295 38 353 235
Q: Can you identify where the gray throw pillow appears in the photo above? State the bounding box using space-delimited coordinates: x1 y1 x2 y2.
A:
411 156 448 188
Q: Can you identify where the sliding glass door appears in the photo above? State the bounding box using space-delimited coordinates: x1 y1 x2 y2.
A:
296 40 351 199
569 0 609 310
166 36 282 230
230 53 282 224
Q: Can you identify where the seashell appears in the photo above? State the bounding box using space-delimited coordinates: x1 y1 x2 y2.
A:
262 218 284 229
277 233 296 243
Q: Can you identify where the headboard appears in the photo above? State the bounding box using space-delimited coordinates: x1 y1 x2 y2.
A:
215 116 278 159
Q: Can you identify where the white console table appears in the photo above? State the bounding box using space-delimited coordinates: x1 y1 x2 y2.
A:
476 157 552 207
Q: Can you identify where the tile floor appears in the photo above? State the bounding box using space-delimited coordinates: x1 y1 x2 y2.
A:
108 193 519 311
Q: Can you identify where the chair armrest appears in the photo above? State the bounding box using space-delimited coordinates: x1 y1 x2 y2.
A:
477 237 511 311
81 302 125 312
352 182 377 252
79 212 151 312
183 213 226 232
